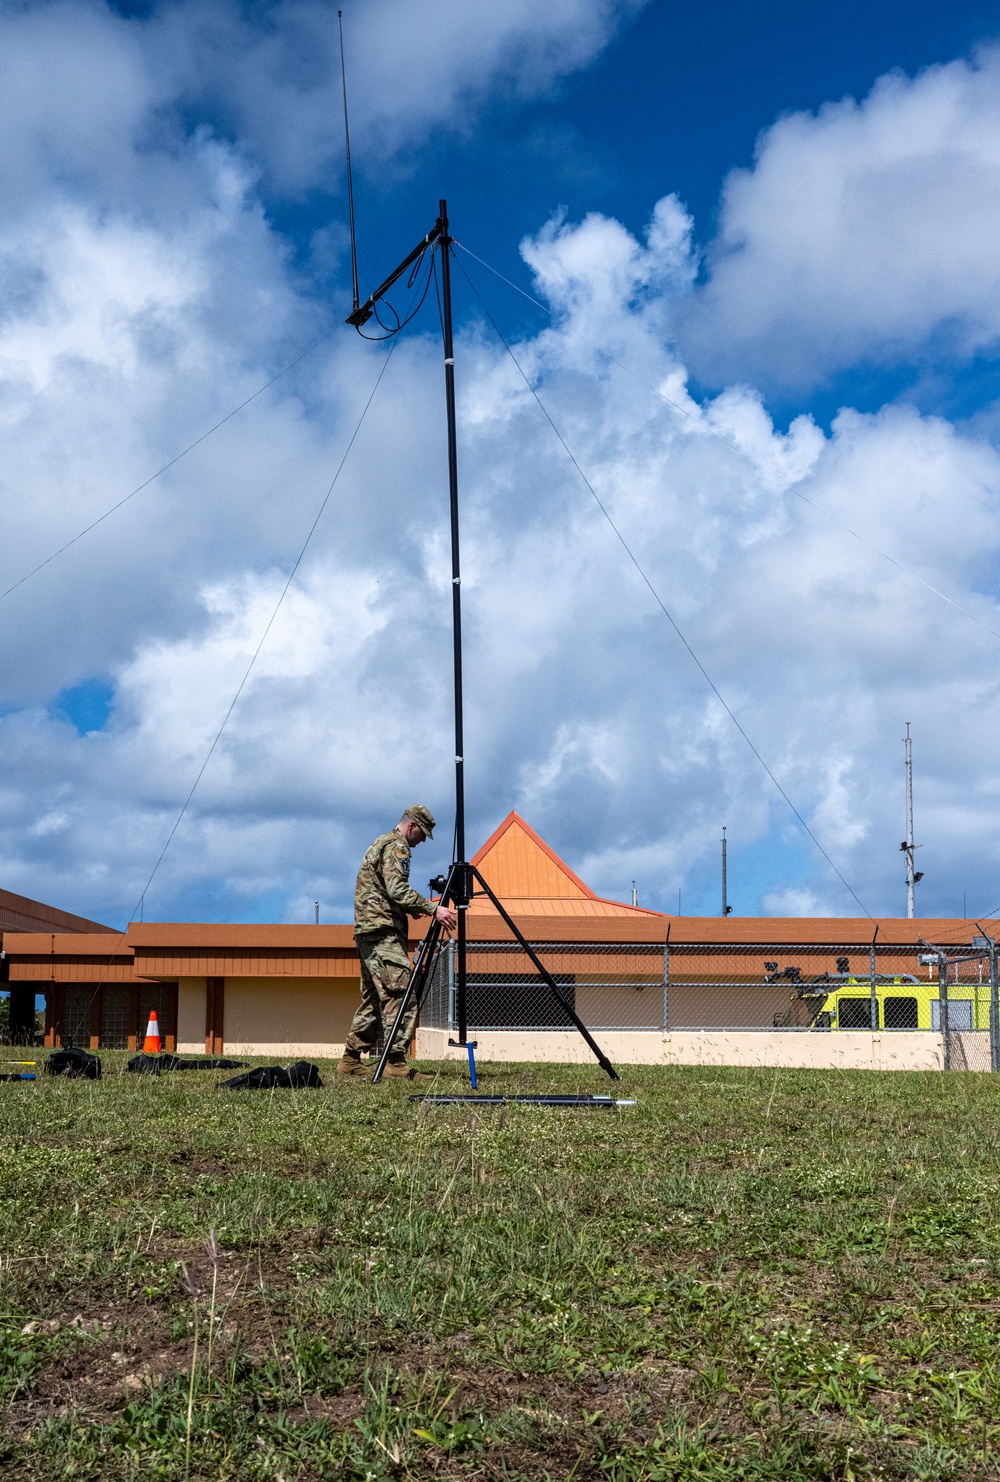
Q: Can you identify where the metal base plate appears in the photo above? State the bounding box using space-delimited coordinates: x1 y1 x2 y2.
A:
410 1093 636 1107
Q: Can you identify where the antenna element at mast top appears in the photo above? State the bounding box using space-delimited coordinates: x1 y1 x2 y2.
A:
338 10 360 315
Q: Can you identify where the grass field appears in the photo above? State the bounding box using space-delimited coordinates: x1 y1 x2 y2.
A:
0 1056 998 1479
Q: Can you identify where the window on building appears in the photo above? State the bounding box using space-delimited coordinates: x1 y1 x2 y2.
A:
100 986 130 1049
61 986 93 1048
49 981 178 1051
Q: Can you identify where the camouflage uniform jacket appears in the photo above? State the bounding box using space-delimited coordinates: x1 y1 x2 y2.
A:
354 830 435 938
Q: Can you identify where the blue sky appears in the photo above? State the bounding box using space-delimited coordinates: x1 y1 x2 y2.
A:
351 1 1000 261
5 0 1000 926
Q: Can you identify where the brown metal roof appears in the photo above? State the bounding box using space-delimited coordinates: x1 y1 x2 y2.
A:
127 924 357 948
420 914 983 946
127 922 360 979
655 917 982 947
443 914 670 943
4 932 138 983
0 888 114 936
3 915 985 984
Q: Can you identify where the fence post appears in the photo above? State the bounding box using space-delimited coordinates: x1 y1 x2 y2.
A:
662 930 670 1031
991 942 1000 1073
869 924 879 1032
447 939 456 1033
939 955 950 1071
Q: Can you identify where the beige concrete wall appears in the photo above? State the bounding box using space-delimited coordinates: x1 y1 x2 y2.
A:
177 978 207 1054
416 1027 948 1071
223 976 360 1056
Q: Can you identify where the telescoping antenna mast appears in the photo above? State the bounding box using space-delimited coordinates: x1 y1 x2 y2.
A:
337 31 618 1086
900 722 922 919
721 826 732 917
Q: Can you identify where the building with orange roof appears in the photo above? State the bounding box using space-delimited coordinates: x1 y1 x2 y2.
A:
0 886 113 1043
470 811 663 919
0 812 986 1069
0 886 112 937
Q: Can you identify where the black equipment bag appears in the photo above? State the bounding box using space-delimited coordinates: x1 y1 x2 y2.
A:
45 1048 102 1080
219 1060 322 1090
127 1054 246 1074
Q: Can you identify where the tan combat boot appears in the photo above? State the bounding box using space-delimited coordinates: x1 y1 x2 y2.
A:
381 1054 412 1079
337 1047 368 1077
383 1054 433 1081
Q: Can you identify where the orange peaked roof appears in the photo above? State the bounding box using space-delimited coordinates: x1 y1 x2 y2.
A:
469 811 666 918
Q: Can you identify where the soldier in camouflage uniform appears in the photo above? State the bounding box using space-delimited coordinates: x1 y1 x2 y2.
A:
339 805 457 1078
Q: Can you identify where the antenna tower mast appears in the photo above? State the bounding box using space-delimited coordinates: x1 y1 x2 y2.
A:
338 27 619 1083
721 826 732 917
901 722 921 919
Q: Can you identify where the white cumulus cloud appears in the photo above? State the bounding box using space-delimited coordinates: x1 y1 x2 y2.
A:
1 6 1000 929
682 45 1000 391
150 0 648 192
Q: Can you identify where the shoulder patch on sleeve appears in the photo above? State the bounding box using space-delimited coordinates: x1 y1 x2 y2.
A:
397 853 410 878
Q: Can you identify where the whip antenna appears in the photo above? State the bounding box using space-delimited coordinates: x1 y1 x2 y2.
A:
338 9 360 315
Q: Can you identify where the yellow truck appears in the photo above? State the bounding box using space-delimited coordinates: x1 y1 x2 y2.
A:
791 974 992 1031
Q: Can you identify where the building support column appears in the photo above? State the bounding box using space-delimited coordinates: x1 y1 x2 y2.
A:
8 987 35 1045
44 987 61 1048
205 977 225 1055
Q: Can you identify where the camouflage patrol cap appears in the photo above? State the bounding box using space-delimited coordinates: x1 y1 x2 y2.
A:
403 804 436 840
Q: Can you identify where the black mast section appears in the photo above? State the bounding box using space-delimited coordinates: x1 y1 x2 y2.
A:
347 202 619 1082
437 202 470 1044
347 201 469 1042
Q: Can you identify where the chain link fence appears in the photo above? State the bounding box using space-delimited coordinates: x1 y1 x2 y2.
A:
934 937 999 1072
421 935 1000 1070
423 940 667 1031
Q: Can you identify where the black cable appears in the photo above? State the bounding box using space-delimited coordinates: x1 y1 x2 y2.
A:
456 254 873 919
431 249 445 339
456 241 1000 649
369 298 402 338
1 326 338 604
355 246 437 342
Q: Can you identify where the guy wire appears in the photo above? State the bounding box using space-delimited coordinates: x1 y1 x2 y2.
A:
12 227 434 1005
134 335 400 910
85 335 400 991
456 241 1000 649
1 326 339 604
456 253 872 918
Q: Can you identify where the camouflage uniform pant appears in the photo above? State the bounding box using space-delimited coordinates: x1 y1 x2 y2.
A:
346 931 416 1055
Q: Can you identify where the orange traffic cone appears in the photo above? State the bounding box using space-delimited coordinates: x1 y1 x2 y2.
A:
143 1010 161 1054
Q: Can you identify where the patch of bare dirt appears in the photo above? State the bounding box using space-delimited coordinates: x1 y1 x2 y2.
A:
5 1239 302 1432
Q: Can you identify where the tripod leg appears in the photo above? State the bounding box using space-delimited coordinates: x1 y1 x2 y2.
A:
470 866 621 1082
371 861 459 1084
371 918 443 1083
